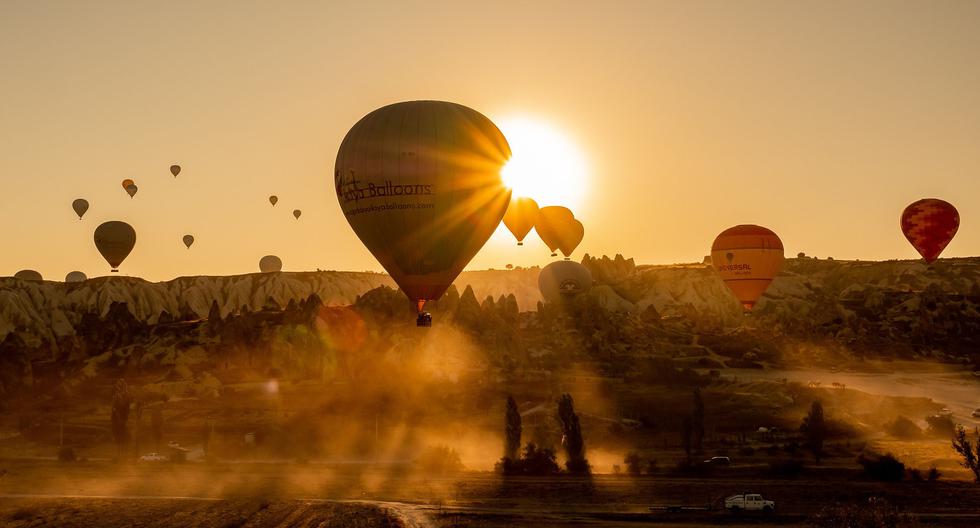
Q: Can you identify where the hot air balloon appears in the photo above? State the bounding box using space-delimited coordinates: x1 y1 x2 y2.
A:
259 255 282 272
269 195 278 206
170 165 181 177
502 197 539 246
535 206 575 257
293 209 302 220
72 198 89 219
125 184 138 198
183 235 194 249
538 260 593 303
65 271 87 283
121 179 134 190
710 224 784 311
335 100 511 326
94 221 136 272
901 199 959 263
14 270 43 282
557 219 585 259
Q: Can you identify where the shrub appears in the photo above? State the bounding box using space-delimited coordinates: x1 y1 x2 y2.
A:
927 467 941 481
925 414 955 438
414 445 464 475
809 497 918 528
624 452 643 477
57 446 76 463
858 452 905 482
768 459 805 478
885 416 922 439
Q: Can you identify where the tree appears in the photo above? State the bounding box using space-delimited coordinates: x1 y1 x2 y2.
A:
952 425 980 482
624 452 643 477
681 416 692 464
110 379 132 459
801 400 827 464
692 388 705 453
504 396 522 462
151 408 163 450
558 394 590 474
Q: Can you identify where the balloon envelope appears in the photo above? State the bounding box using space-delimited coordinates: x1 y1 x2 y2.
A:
538 260 593 303
125 184 138 198
334 100 511 311
14 270 43 282
269 195 278 206
121 179 134 189
170 165 181 177
502 197 540 245
72 198 89 219
183 235 194 248
558 219 585 259
535 206 575 257
901 198 959 263
94 221 136 272
259 255 282 272
293 209 302 219
710 224 784 310
65 271 87 283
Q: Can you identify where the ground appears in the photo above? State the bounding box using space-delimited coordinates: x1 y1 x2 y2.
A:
2 461 980 527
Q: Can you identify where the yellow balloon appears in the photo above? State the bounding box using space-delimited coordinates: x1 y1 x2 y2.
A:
502 197 539 246
535 206 574 257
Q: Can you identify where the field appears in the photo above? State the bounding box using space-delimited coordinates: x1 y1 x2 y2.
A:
2 460 980 527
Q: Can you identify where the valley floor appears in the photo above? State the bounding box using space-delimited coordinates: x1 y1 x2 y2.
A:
2 461 980 527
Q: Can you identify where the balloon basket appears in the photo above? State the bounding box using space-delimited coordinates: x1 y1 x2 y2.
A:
517 242 523 246
111 270 119 273
416 312 432 327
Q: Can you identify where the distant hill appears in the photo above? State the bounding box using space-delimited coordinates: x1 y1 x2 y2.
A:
2 255 979 396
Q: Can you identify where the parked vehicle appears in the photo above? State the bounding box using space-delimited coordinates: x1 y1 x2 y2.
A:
139 452 167 462
703 456 731 466
724 493 774 513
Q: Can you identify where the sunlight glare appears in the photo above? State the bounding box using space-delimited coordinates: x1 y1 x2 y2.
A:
497 117 588 211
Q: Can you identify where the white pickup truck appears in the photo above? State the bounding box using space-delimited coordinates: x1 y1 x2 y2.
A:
724 493 775 513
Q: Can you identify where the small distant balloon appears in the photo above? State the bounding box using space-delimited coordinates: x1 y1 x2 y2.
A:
94 221 137 272
901 198 959 263
711 224 784 311
125 184 138 198
121 178 134 190
502 197 540 246
538 260 593 303
65 271 87 283
259 255 282 273
535 206 576 257
72 198 89 219
293 209 302 220
170 165 181 177
14 270 43 282
269 195 278 206
558 219 585 260
183 235 195 249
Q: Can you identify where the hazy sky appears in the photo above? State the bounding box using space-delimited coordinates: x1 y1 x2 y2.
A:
2 1 979 281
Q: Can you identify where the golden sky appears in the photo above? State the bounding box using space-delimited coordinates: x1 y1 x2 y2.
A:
2 1 979 281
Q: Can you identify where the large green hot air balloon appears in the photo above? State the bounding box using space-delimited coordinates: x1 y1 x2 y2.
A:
94 221 136 272
183 235 195 248
170 165 181 177
335 100 511 326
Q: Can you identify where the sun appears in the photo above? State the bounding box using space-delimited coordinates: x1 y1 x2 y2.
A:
497 117 588 211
